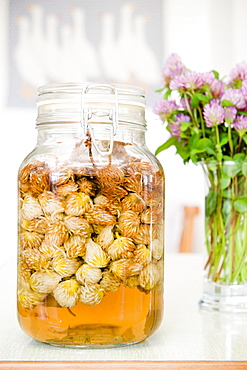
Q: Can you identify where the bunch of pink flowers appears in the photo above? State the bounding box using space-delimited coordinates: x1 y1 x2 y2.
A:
154 54 247 163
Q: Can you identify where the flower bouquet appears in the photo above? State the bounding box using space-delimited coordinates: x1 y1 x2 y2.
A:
154 54 247 311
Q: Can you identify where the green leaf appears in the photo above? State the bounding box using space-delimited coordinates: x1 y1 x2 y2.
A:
191 127 200 135
237 111 247 116
180 121 191 131
222 200 232 218
233 153 245 161
163 89 172 100
220 176 231 190
206 148 216 156
222 162 241 177
196 93 210 104
243 135 247 145
221 99 234 107
223 156 233 161
220 134 229 146
191 94 199 108
234 196 247 213
242 162 247 177
174 141 190 160
222 200 233 225
196 138 213 151
155 88 165 93
188 133 199 149
155 136 177 155
212 70 219 79
206 191 217 216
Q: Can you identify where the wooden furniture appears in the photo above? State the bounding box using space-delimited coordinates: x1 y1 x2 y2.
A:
1 254 246 369
179 206 200 253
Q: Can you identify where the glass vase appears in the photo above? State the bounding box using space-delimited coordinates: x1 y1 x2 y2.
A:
199 160 247 313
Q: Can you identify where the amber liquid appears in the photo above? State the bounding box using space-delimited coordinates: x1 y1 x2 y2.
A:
18 283 163 347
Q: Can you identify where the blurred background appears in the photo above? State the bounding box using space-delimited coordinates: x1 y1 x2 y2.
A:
1 0 247 265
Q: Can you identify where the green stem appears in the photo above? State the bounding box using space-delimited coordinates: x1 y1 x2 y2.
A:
183 94 197 127
232 213 247 282
198 107 205 138
228 124 234 157
214 125 223 162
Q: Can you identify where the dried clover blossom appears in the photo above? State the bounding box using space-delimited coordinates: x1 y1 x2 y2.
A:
141 206 162 224
150 239 163 261
84 239 110 268
29 169 50 196
30 271 61 293
20 247 50 271
132 224 151 245
18 288 46 309
20 217 48 234
141 189 161 207
96 225 114 252
44 221 69 247
52 255 82 277
139 263 160 290
101 185 128 200
123 173 143 194
51 166 74 186
108 236 136 260
21 194 43 220
97 164 125 188
134 244 152 267
64 216 93 238
110 259 142 281
85 205 116 226
19 230 44 249
64 192 92 216
39 191 64 216
79 284 105 306
76 264 102 285
128 161 154 174
78 177 99 197
53 279 80 307
100 270 121 293
55 181 78 197
64 235 86 258
39 241 64 259
124 275 139 289
118 211 140 238
94 195 122 216
122 193 146 213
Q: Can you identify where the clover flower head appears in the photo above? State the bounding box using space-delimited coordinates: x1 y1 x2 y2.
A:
229 61 247 83
170 71 203 91
153 99 178 121
162 53 186 85
224 106 237 124
221 88 246 109
200 72 216 86
169 113 190 141
203 101 225 127
241 80 247 99
233 115 247 131
210 79 225 99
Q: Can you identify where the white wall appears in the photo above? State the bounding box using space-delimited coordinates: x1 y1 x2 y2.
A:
1 0 247 264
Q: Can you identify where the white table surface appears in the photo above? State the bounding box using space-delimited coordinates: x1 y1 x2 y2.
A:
0 253 247 363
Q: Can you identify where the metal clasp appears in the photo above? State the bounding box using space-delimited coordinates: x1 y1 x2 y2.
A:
80 83 118 156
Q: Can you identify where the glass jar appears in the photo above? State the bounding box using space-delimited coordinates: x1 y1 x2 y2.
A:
17 83 165 347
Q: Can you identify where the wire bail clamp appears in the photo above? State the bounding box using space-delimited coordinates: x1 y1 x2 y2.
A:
80 83 119 156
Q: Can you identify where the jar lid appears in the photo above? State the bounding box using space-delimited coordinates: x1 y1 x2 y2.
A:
36 82 146 127
36 82 146 156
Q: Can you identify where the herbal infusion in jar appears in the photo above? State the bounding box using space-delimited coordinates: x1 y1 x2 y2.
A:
17 83 164 347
